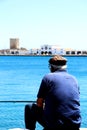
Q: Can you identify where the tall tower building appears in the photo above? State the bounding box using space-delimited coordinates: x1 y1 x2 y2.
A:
10 38 19 49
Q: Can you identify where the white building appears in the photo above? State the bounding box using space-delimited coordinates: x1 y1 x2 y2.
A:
39 44 66 55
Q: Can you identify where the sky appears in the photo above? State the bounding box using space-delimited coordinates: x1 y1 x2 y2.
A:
0 0 87 50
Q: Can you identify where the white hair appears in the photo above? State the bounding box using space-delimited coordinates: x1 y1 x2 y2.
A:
50 64 67 70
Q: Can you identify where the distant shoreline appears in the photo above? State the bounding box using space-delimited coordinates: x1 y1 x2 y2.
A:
0 54 87 57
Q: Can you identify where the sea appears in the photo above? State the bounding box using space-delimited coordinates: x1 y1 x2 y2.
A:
0 55 87 129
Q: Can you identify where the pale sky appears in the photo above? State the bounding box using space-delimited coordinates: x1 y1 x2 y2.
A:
0 0 87 50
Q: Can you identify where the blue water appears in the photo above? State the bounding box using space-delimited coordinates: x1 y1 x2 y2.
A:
0 55 87 129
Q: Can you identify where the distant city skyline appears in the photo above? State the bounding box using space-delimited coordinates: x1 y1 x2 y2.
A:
0 0 87 50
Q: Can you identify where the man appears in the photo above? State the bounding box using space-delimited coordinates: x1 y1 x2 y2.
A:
24 55 81 130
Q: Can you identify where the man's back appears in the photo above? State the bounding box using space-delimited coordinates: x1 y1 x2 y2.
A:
38 70 81 128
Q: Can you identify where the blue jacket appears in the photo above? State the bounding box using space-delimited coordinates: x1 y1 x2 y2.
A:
37 70 81 128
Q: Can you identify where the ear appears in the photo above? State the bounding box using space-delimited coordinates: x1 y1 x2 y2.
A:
50 66 56 72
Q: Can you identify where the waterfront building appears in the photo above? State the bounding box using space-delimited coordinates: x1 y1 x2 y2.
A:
19 49 29 55
10 38 19 49
38 44 66 55
29 48 40 55
40 44 52 55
